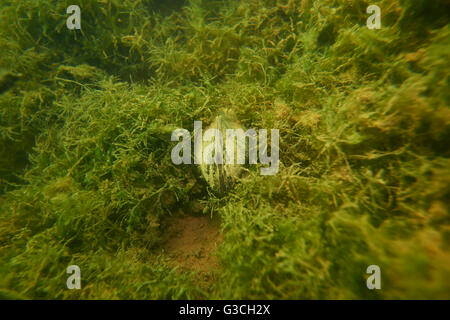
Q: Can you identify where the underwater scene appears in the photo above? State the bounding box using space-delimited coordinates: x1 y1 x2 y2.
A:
0 0 449 299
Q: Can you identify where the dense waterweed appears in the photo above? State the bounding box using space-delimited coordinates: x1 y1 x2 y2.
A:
0 0 449 299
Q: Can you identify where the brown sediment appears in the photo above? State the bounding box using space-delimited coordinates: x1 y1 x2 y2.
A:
162 213 223 282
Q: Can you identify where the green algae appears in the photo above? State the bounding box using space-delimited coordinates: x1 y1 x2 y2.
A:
0 0 449 299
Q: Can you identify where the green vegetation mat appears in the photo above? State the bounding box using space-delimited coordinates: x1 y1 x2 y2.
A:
0 0 449 299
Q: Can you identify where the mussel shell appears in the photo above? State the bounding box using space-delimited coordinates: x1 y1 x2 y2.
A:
197 110 244 194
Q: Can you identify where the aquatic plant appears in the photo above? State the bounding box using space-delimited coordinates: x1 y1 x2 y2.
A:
0 0 449 299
